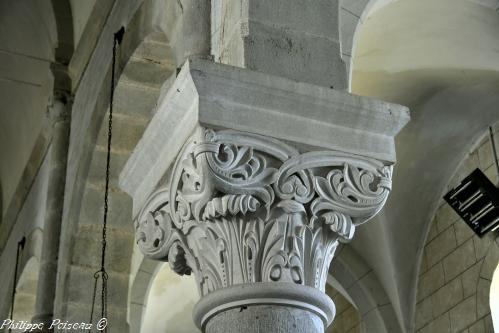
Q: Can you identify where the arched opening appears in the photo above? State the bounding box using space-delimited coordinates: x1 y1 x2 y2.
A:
140 263 199 333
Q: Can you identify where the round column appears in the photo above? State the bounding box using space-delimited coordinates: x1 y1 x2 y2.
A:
193 283 335 333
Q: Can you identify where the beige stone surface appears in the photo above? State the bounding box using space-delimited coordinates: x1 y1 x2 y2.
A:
443 239 477 282
418 313 451 333
454 220 475 246
431 278 464 318
426 229 457 267
449 295 477 332
416 135 499 333
417 263 445 302
326 289 363 333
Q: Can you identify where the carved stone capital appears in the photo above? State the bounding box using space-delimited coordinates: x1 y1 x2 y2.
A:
134 128 392 327
120 59 408 332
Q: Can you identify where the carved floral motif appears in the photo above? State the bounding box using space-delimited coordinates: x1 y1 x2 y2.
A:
134 129 392 296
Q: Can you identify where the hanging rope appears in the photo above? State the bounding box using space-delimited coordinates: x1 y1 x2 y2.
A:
88 27 125 333
9 237 26 333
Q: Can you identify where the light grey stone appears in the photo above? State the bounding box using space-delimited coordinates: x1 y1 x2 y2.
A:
340 8 359 57
244 20 346 89
212 0 347 88
118 47 408 333
340 0 368 17
336 245 372 285
249 0 340 39
119 58 409 216
193 283 335 332
113 82 161 117
205 305 324 333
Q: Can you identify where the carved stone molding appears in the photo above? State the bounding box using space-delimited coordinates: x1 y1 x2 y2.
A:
134 128 392 299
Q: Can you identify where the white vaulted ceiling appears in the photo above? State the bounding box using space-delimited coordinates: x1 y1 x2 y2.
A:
347 0 499 331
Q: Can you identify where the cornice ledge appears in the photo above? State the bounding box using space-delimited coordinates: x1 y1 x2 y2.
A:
119 58 409 217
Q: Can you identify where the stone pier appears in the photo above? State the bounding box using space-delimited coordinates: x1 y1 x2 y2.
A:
119 58 409 332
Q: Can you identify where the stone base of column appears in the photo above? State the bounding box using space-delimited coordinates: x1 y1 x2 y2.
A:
193 283 335 333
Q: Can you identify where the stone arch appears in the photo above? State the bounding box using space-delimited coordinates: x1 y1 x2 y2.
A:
127 256 160 332
414 123 499 332
50 0 74 64
55 0 210 330
340 0 499 90
137 262 199 332
11 257 40 322
342 2 499 330
329 244 402 332
0 227 44 322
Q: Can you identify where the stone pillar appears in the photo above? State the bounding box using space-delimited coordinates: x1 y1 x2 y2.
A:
119 59 409 332
211 0 347 89
174 0 211 63
31 94 71 331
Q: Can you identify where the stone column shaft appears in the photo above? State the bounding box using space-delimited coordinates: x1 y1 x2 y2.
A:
32 97 71 330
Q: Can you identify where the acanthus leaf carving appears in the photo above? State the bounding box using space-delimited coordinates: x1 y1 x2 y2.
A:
134 128 393 296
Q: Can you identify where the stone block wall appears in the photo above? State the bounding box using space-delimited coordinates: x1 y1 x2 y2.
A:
326 284 364 333
415 125 499 333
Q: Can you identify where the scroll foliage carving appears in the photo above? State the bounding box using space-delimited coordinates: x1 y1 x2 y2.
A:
134 129 392 296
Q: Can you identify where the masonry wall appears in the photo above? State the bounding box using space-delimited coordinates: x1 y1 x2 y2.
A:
415 127 499 333
326 284 364 333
